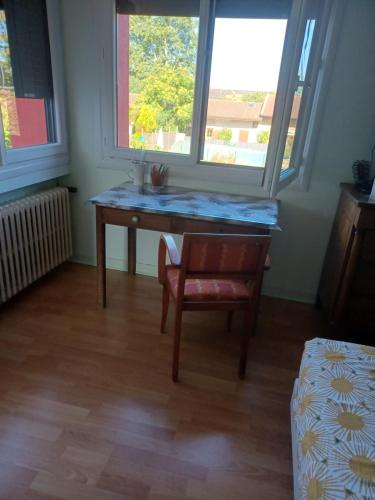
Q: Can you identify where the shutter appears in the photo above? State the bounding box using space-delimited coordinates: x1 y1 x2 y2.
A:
4 0 53 99
116 0 200 17
215 0 292 19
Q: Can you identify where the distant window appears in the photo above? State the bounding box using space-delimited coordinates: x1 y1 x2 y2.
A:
0 0 56 149
206 127 213 137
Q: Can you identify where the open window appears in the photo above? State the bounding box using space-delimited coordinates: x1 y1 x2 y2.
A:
98 0 343 197
0 0 68 194
264 0 338 196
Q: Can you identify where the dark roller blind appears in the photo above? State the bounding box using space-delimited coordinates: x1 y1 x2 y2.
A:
215 0 292 19
4 0 53 99
116 0 200 17
117 0 292 20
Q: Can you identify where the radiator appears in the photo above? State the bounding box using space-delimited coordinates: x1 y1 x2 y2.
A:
0 187 72 304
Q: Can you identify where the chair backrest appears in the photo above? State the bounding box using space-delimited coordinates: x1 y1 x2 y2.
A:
180 233 271 281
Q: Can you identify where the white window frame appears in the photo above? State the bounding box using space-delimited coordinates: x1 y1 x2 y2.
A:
96 0 344 196
0 0 69 195
266 0 345 196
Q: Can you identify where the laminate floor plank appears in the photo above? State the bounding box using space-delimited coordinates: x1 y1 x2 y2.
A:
0 262 330 499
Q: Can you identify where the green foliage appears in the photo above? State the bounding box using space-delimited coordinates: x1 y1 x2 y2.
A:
0 101 11 147
241 91 267 104
134 104 159 133
224 91 267 104
218 128 232 143
134 66 194 133
130 132 145 149
257 130 270 144
283 136 294 160
128 15 198 136
129 16 198 92
0 15 14 88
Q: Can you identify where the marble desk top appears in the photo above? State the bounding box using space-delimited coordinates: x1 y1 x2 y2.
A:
89 182 280 230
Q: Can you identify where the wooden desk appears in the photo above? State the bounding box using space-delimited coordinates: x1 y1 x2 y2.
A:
89 183 280 307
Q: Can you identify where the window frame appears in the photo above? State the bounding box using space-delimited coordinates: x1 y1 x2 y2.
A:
96 0 344 196
0 0 69 195
266 0 343 196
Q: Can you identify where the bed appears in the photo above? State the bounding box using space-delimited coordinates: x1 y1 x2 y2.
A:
291 338 375 499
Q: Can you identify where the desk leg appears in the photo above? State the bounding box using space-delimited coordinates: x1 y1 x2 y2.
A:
96 207 106 308
128 227 137 275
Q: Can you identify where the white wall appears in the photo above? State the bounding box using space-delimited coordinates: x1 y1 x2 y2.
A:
61 0 375 303
0 180 57 206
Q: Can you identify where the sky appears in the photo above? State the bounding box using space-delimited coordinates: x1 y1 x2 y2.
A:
210 18 287 92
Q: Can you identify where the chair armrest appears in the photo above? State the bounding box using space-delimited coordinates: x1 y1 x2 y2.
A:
158 234 181 284
264 254 271 271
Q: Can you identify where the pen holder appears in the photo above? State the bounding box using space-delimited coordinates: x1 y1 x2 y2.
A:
150 163 168 192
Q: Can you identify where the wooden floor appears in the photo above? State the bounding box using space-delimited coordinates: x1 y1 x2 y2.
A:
0 263 330 500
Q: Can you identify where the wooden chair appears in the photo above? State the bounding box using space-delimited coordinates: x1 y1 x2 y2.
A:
158 233 271 382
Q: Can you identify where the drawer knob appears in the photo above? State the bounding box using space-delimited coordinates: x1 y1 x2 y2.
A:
131 215 140 224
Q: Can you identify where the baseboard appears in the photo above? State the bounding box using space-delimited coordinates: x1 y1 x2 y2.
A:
262 285 316 305
71 255 316 304
71 255 158 278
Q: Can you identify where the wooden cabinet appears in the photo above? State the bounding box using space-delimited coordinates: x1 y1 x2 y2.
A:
318 183 375 333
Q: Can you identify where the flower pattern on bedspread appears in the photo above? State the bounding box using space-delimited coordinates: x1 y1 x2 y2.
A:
294 338 375 500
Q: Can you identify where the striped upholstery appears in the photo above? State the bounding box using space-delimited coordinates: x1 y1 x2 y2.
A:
167 267 250 302
186 241 261 274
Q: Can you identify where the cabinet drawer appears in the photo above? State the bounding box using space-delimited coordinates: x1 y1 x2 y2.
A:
101 207 171 232
171 217 267 235
347 296 375 331
357 209 375 230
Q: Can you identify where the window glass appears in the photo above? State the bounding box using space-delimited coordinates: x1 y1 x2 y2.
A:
282 19 315 169
0 0 55 149
202 18 287 168
116 5 199 154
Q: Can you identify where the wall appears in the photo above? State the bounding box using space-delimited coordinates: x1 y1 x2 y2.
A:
61 0 375 304
0 180 56 206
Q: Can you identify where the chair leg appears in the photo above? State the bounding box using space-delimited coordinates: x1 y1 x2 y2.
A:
226 311 234 332
239 309 256 379
172 307 182 382
250 291 262 337
161 284 169 333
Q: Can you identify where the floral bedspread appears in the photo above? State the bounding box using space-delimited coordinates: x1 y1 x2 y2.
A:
292 338 375 499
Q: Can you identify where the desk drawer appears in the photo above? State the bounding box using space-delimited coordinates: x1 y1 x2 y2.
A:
101 207 171 232
171 216 267 235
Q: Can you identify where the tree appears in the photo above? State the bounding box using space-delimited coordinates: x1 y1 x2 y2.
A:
134 65 194 133
218 128 232 143
257 130 270 144
0 13 14 88
283 136 294 160
127 15 198 135
134 103 159 133
241 91 267 104
129 16 198 92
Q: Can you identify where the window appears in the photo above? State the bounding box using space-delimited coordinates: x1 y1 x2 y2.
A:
0 0 68 194
99 0 343 196
202 17 287 168
116 2 199 154
0 0 55 149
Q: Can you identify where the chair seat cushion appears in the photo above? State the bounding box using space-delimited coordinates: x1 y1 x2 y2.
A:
166 267 250 302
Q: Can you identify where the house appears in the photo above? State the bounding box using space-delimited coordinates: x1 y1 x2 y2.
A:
0 0 374 498
206 98 262 143
260 93 301 129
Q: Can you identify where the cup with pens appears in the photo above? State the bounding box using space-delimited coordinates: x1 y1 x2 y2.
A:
150 163 168 192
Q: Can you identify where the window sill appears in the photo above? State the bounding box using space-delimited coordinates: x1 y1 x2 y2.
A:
0 154 69 194
97 156 265 192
